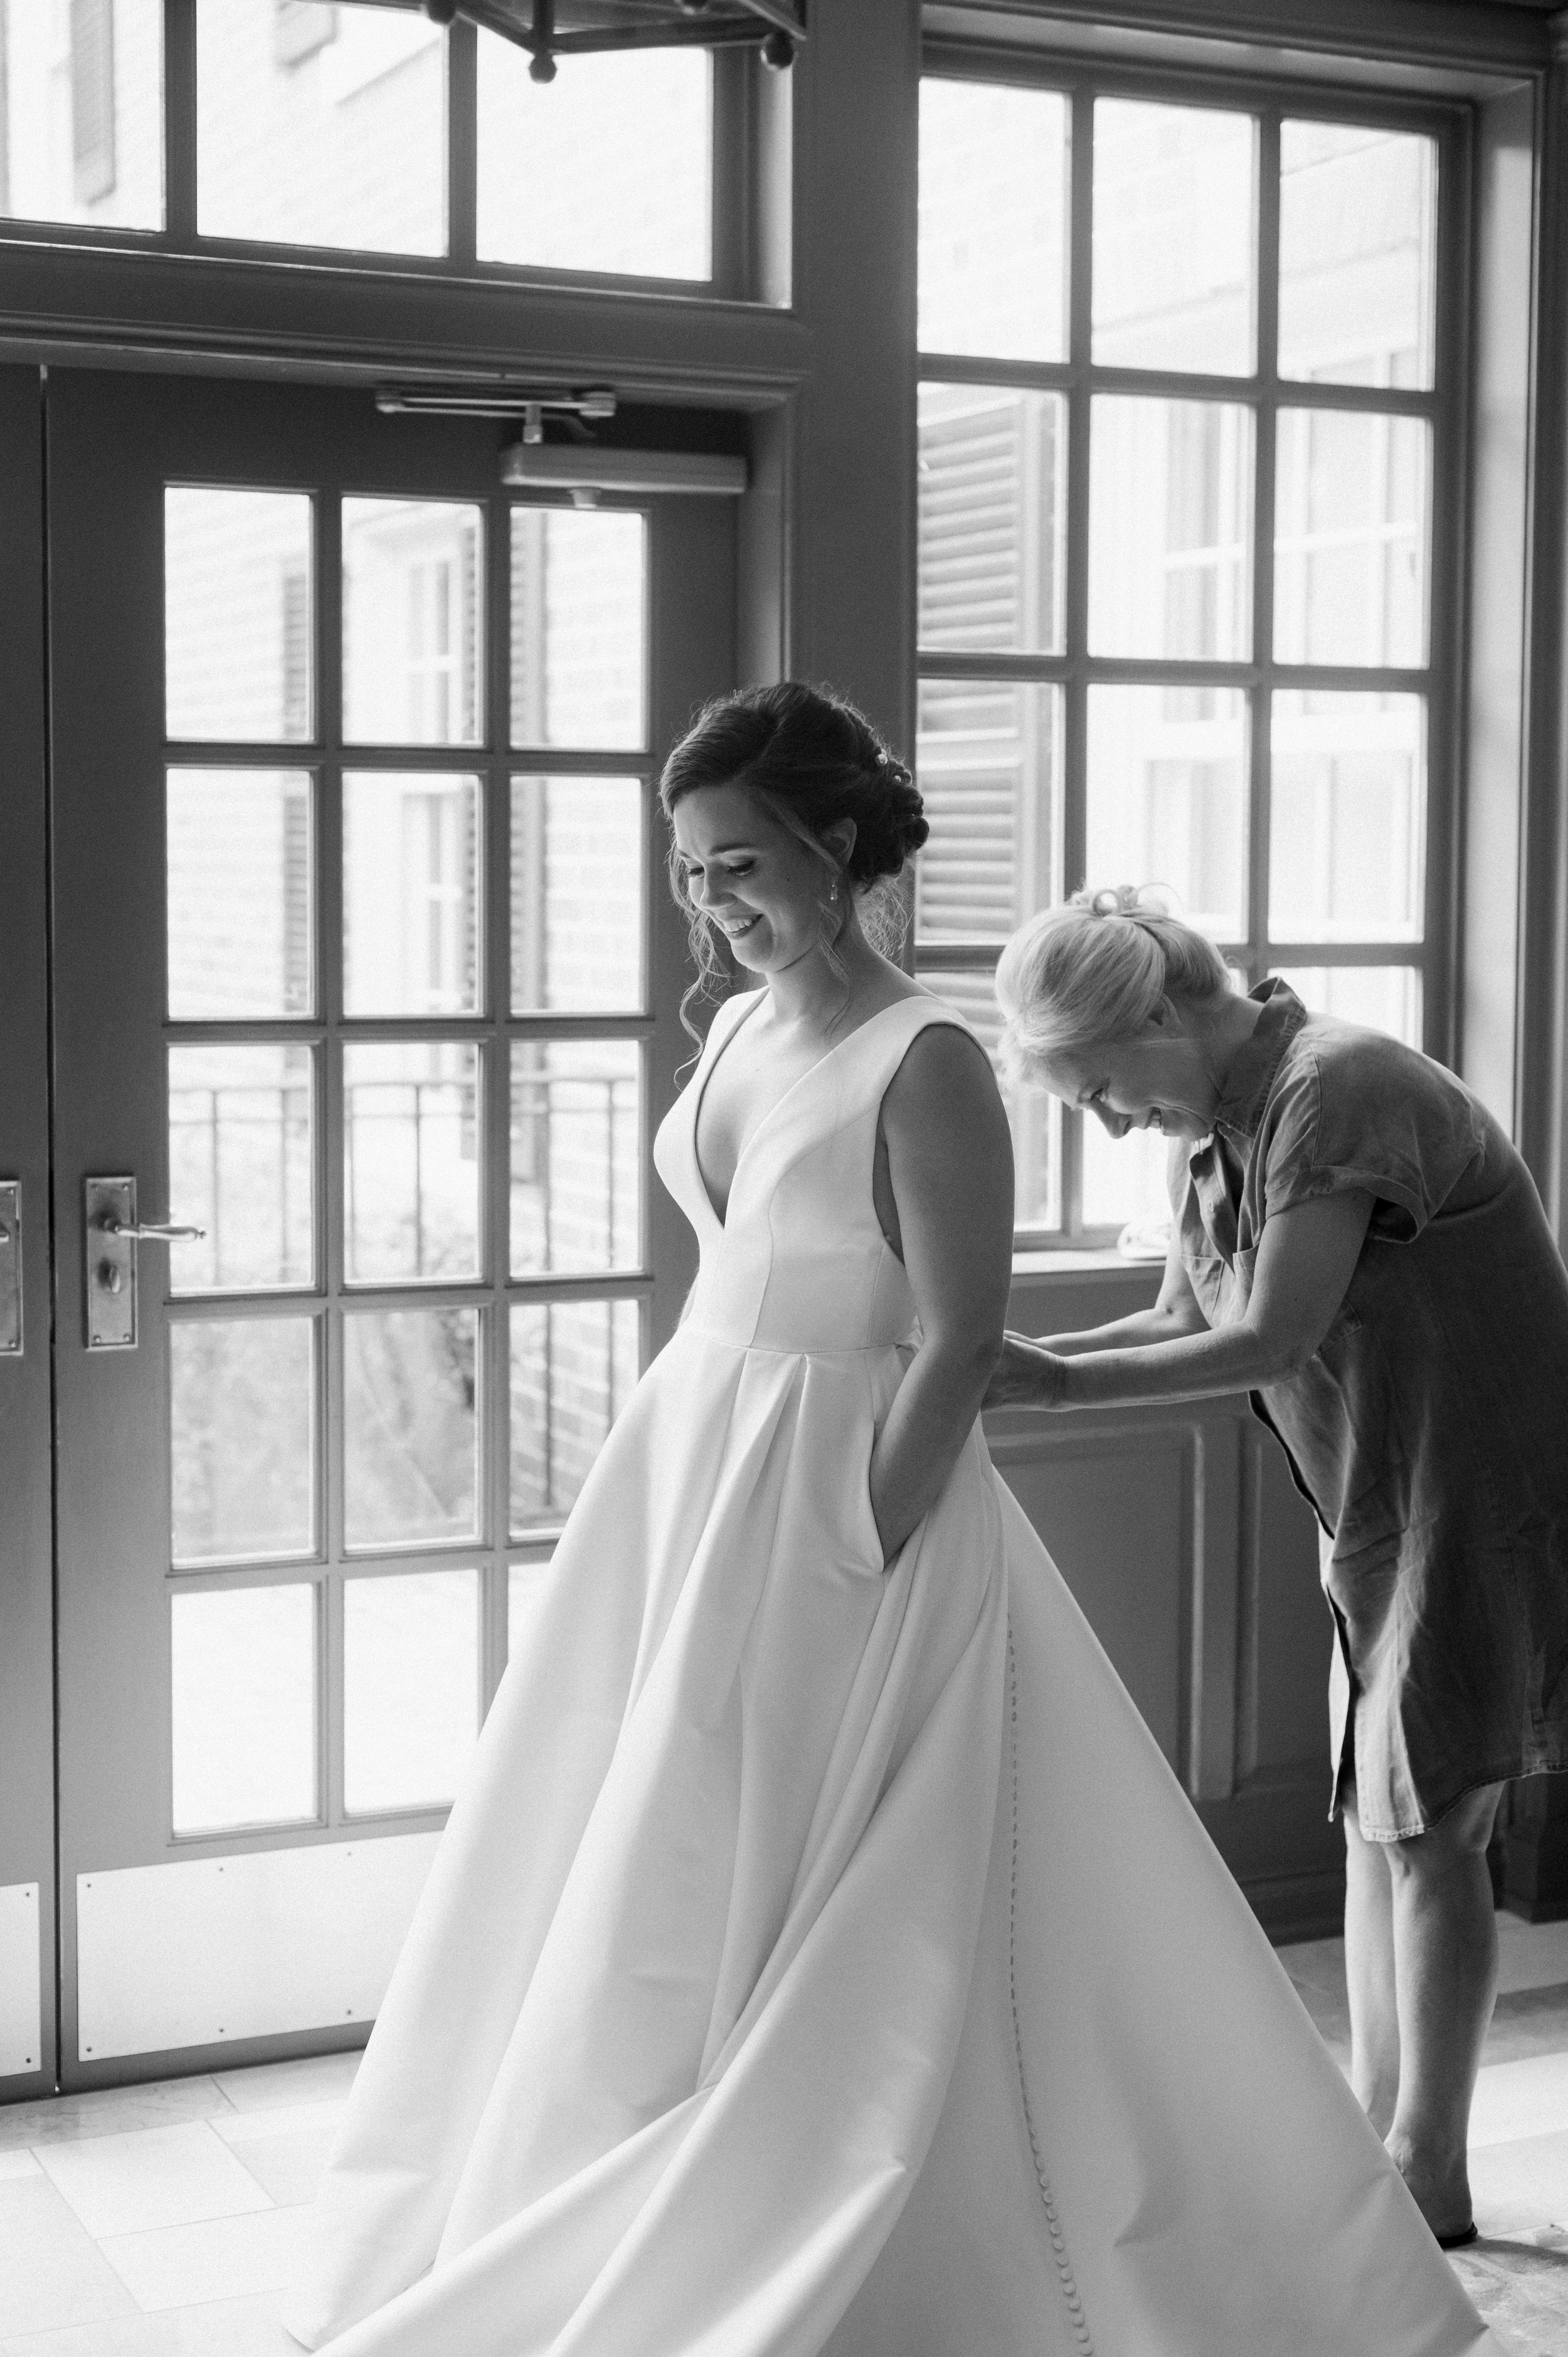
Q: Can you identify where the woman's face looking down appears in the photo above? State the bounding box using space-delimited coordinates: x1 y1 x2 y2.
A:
671 781 854 982
1036 1004 1221 1145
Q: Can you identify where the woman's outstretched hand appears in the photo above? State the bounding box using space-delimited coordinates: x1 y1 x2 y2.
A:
984 1333 1071 1410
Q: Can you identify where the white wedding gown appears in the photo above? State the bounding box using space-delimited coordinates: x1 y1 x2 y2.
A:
283 993 1507 2357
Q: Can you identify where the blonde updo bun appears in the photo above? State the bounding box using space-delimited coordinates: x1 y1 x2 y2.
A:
995 885 1232 1085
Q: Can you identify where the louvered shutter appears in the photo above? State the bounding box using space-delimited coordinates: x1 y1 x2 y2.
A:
916 388 1057 947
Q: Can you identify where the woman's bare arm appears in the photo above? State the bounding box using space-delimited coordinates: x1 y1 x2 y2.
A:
869 1028 1015 1562
985 1223 1206 1404
990 1189 1374 1412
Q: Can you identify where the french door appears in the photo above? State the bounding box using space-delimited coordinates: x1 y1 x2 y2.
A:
24 368 730 2091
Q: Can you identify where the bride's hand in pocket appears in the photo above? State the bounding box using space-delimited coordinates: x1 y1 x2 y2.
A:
984 1334 1070 1410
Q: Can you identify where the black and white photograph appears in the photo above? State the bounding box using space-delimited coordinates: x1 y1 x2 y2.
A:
1 2 1567 2351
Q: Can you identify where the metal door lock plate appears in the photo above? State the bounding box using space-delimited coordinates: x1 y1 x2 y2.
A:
85 1176 137 1351
0 1180 20 1356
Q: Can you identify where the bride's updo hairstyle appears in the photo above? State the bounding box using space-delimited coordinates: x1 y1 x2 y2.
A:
996 885 1232 1086
659 681 928 1028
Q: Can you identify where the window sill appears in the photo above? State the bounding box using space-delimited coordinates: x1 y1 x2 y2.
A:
1011 1247 1163 1278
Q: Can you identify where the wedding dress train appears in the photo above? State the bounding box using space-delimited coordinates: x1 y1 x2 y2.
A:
282 992 1506 2357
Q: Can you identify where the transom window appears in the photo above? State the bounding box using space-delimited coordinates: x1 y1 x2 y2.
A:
0 1 722 287
914 67 1456 1246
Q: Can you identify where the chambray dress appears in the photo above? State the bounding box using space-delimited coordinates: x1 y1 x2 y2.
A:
1171 981 1568 1839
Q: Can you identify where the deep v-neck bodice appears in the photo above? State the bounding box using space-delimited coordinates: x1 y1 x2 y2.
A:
654 991 973 1356
690 992 911 1232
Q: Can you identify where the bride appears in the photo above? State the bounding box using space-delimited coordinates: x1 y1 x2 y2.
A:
283 683 1504 2356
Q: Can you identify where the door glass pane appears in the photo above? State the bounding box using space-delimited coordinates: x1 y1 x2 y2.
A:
170 1317 316 1565
511 775 644 1014
171 1584 316 1835
342 501 483 746
344 1043 480 1285
511 509 646 750
1274 410 1430 668
914 681 1061 944
1083 1120 1173 1234
1093 100 1256 375
1086 686 1248 942
166 490 314 743
477 40 710 279
1271 966 1422 1048
511 1043 642 1277
168 1043 314 1295
1279 124 1437 389
0 0 164 231
1089 398 1254 659
344 1570 478 1814
930 969 1059 1233
510 1298 638 1535
918 79 1068 363
343 773 481 1015
344 1308 480 1550
918 385 1065 656
1270 691 1426 942
196 0 445 255
167 769 314 1019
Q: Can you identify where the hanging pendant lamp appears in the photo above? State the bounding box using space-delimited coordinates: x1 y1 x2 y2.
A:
418 0 804 84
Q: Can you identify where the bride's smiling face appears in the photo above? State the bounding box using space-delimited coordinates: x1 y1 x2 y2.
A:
672 782 851 978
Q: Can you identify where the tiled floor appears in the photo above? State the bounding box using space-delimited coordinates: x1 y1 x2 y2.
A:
1283 1914 1568 2355
3 1927 1567 2353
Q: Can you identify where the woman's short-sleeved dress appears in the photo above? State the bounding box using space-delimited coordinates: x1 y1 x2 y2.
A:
1171 979 1568 1840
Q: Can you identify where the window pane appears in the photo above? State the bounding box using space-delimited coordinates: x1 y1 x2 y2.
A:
170 1317 315 1566
511 1042 642 1278
1093 100 1256 375
478 40 710 279
511 509 646 750
169 1044 314 1296
171 1585 315 1835
918 79 1067 363
344 1307 479 1550
1086 686 1248 942
914 681 1061 944
344 1570 478 1814
166 490 314 743
510 1299 638 1535
342 501 483 747
167 769 314 1019
511 776 644 1014
1270 691 1425 942
1089 398 1254 659
196 0 445 255
918 967 1059 1234
918 385 1065 656
343 772 481 1016
1082 1120 1173 1235
1279 123 1436 389
1271 966 1422 1048
0 0 163 230
344 1043 480 1285
1274 410 1430 668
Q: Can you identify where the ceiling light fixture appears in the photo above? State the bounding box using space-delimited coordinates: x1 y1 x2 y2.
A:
417 0 805 85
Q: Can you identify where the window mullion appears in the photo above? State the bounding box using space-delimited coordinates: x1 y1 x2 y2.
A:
1248 111 1281 992
164 0 197 245
1060 89 1096 1237
447 19 479 269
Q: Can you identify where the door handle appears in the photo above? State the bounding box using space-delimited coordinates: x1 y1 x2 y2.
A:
101 1218 206 1244
84 1177 206 1352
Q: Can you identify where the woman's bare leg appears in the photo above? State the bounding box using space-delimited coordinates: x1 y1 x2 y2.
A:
1382 1782 1505 2238
1342 1785 1401 2135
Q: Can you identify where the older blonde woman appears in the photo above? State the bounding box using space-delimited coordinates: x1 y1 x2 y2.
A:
987 886 1568 2248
